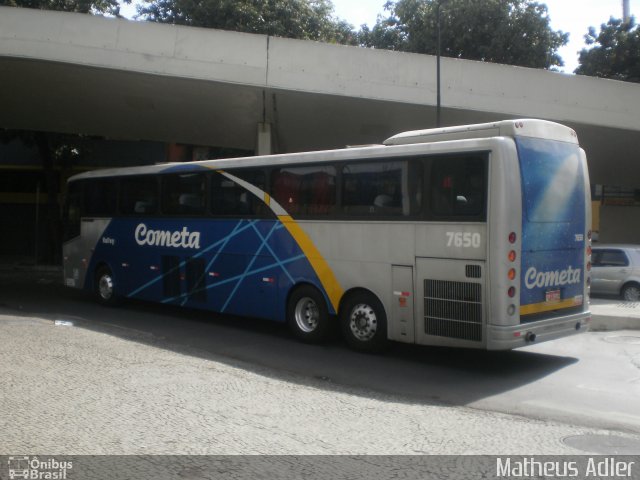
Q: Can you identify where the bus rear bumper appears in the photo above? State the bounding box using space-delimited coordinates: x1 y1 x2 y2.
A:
486 311 591 350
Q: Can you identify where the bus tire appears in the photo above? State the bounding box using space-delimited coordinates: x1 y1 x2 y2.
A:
339 292 388 353
95 266 119 306
287 285 331 343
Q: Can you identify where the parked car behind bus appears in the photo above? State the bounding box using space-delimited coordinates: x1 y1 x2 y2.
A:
591 245 640 301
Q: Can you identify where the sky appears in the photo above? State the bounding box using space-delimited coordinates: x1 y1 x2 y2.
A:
121 0 639 73
329 0 639 73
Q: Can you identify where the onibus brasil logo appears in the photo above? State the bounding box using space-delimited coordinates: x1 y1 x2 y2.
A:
7 456 73 479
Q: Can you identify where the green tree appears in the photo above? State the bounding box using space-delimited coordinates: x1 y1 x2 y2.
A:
575 16 640 83
0 0 126 16
359 0 568 69
137 0 357 44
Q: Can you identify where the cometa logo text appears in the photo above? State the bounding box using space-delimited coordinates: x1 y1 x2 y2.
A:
134 223 201 249
524 265 581 289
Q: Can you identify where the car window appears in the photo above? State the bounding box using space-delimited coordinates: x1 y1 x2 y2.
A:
592 249 629 267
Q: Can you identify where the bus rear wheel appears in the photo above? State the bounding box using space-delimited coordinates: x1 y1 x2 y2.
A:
95 266 119 306
340 292 388 353
287 285 331 343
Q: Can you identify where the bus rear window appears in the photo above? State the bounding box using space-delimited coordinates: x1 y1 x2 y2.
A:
516 137 584 223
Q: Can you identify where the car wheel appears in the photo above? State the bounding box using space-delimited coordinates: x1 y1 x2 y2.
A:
339 292 388 353
622 283 640 302
287 285 331 343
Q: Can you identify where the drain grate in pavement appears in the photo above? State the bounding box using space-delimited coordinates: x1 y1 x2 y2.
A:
615 302 640 309
563 434 640 454
603 335 640 345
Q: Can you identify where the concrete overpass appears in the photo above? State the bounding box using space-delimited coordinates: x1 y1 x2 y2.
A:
1 6 640 189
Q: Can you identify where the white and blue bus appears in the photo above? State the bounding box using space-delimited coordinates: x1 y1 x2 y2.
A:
63 119 592 351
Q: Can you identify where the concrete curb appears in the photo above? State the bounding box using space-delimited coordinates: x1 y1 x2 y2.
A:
590 315 640 331
589 299 640 332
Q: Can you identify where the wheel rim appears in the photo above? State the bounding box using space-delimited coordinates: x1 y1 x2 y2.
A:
349 303 377 341
294 296 320 333
98 274 114 301
624 286 640 301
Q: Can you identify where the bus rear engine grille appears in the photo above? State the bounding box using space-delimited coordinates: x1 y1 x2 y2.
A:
424 279 482 342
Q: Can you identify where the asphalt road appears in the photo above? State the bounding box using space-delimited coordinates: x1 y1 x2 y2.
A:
1 270 640 455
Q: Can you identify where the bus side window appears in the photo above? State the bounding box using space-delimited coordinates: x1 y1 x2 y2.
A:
429 155 487 220
342 161 407 217
271 166 336 216
119 176 159 215
84 179 117 217
161 173 206 215
271 170 301 214
211 170 267 217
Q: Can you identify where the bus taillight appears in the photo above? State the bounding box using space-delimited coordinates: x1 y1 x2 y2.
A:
509 232 517 244
508 250 516 262
586 232 592 302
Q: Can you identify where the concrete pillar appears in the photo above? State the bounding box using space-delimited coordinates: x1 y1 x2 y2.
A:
600 205 640 243
256 122 273 155
623 0 630 23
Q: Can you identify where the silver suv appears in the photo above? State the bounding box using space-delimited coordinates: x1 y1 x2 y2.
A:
591 245 640 301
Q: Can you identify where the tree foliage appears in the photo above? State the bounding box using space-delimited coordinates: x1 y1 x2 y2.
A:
575 16 640 83
359 0 569 69
0 0 126 16
137 0 357 44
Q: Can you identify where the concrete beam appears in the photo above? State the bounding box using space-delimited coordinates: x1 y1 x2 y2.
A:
267 35 640 132
0 6 269 86
0 6 639 187
2 6 639 133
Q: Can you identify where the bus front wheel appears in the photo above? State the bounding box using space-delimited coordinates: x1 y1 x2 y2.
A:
340 292 388 353
95 266 119 306
287 285 331 343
